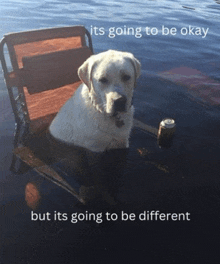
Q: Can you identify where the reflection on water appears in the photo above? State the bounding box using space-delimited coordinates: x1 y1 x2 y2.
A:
158 67 220 105
25 182 41 210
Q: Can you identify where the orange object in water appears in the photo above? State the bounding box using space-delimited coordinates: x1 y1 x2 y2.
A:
25 182 41 210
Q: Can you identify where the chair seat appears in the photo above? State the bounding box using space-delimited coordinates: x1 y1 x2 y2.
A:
24 81 82 133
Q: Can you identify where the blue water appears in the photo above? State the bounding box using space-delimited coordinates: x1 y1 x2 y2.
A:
1 1 220 263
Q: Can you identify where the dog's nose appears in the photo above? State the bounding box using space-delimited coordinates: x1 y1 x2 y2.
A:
113 95 127 113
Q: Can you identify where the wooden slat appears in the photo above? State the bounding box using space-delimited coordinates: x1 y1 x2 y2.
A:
29 113 56 134
14 36 82 68
24 81 81 125
4 26 86 46
22 46 92 94
133 119 158 136
6 78 82 134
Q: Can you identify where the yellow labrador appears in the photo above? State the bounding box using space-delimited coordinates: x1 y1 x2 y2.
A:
49 50 141 152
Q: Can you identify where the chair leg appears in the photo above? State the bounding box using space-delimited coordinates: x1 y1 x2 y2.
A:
10 121 30 174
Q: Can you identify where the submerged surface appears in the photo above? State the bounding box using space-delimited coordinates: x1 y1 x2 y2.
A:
1 0 220 263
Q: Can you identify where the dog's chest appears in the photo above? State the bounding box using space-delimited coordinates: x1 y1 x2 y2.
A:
115 118 125 128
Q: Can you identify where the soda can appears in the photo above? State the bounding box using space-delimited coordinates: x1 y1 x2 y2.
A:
157 118 176 148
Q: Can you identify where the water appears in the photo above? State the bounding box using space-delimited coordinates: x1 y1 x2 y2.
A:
1 1 220 263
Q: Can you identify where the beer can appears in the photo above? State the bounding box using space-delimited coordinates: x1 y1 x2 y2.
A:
157 118 176 148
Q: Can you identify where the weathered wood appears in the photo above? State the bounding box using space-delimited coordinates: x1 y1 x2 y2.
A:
24 82 82 131
14 36 82 68
4 25 86 46
133 119 158 136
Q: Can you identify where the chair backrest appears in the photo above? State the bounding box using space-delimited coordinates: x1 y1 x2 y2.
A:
0 25 93 134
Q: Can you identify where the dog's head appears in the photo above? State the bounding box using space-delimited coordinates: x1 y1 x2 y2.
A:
78 50 141 116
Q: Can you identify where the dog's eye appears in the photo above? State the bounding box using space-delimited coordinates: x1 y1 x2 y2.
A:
122 74 131 82
99 77 108 84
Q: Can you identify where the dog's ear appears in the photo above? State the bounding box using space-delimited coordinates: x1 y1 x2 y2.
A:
132 57 141 79
126 54 141 82
78 56 96 91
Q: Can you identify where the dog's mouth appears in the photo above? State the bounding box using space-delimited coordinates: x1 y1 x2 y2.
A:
110 96 134 128
107 97 128 116
110 113 125 128
108 108 127 120
113 96 127 113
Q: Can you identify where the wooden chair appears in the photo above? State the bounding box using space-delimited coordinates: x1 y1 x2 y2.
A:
0 26 93 203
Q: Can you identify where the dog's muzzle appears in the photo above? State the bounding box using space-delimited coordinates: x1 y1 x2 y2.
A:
113 95 127 113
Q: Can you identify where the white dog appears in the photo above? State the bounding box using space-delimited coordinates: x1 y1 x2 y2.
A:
49 50 141 152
